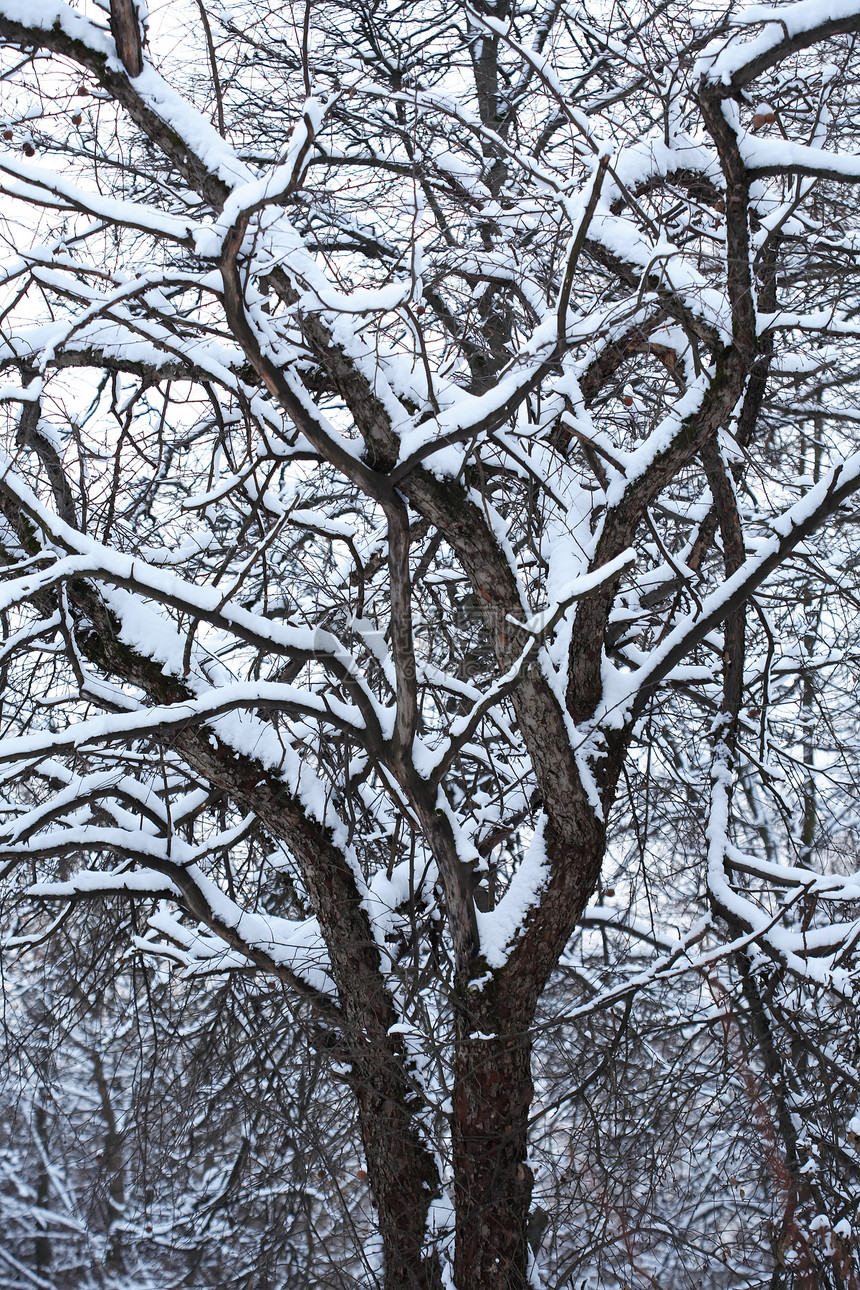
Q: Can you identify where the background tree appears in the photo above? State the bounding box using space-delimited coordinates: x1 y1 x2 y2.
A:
2 0 860 1286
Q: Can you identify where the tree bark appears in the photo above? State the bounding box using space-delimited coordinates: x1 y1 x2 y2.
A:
453 1003 535 1290
357 1079 442 1290
109 0 143 77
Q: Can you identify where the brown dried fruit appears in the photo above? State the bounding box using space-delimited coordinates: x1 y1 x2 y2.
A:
77 84 88 96
623 394 634 406
2 130 12 141
22 142 35 157
752 111 776 129
71 114 82 125
414 305 426 316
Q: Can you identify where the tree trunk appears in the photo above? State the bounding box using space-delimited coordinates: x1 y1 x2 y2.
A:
355 1079 442 1290
453 1009 535 1290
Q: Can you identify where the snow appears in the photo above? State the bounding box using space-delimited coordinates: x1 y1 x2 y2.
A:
0 447 377 697
588 213 731 342
698 0 860 84
607 134 719 202
477 816 550 968
741 134 860 179
598 444 860 728
26 852 336 995
0 150 198 241
0 0 252 193
707 756 856 995
1 0 859 1257
515 548 636 638
394 354 550 469
28 866 182 898
0 0 115 52
119 65 252 189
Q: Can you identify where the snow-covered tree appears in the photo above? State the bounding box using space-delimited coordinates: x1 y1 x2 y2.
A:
2 0 860 1285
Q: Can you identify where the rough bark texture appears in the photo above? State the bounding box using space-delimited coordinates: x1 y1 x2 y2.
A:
453 1017 535 1290
109 0 142 78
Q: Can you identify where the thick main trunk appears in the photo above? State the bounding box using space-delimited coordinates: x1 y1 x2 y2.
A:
447 813 612 1290
452 1010 535 1290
